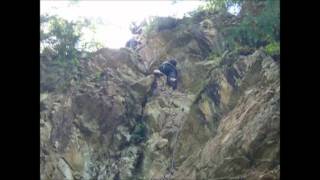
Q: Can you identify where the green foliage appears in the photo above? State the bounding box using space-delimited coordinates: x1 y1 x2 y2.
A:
40 14 105 93
130 122 147 144
41 14 103 56
41 15 81 61
222 0 279 48
203 0 245 12
207 52 221 61
200 0 279 49
95 71 104 81
264 41 280 57
40 15 95 92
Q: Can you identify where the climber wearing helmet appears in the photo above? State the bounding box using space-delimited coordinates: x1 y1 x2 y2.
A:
153 59 178 90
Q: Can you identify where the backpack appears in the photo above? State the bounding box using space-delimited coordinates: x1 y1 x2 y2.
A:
159 61 177 77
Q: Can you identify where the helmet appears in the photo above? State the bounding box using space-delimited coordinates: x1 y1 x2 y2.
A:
169 59 177 66
153 69 162 75
153 69 164 77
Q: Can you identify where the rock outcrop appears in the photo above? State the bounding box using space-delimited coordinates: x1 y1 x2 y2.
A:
41 9 279 180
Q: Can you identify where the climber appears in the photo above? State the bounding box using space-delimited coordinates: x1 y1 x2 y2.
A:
129 22 143 34
125 38 141 50
150 69 163 95
153 59 178 90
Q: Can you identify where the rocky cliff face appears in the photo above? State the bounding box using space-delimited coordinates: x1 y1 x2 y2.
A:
41 10 279 180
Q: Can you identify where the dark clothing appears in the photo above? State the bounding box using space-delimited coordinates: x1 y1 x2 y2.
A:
125 39 141 50
159 61 177 77
159 61 178 90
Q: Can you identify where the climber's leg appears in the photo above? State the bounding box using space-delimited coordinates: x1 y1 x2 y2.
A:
151 77 158 96
168 77 177 90
172 79 177 90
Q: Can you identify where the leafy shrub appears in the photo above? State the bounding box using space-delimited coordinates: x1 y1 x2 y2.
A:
41 15 81 60
130 122 147 144
204 0 279 49
264 41 280 57
40 15 95 92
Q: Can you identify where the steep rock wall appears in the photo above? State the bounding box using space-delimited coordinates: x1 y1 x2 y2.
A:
40 10 279 180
